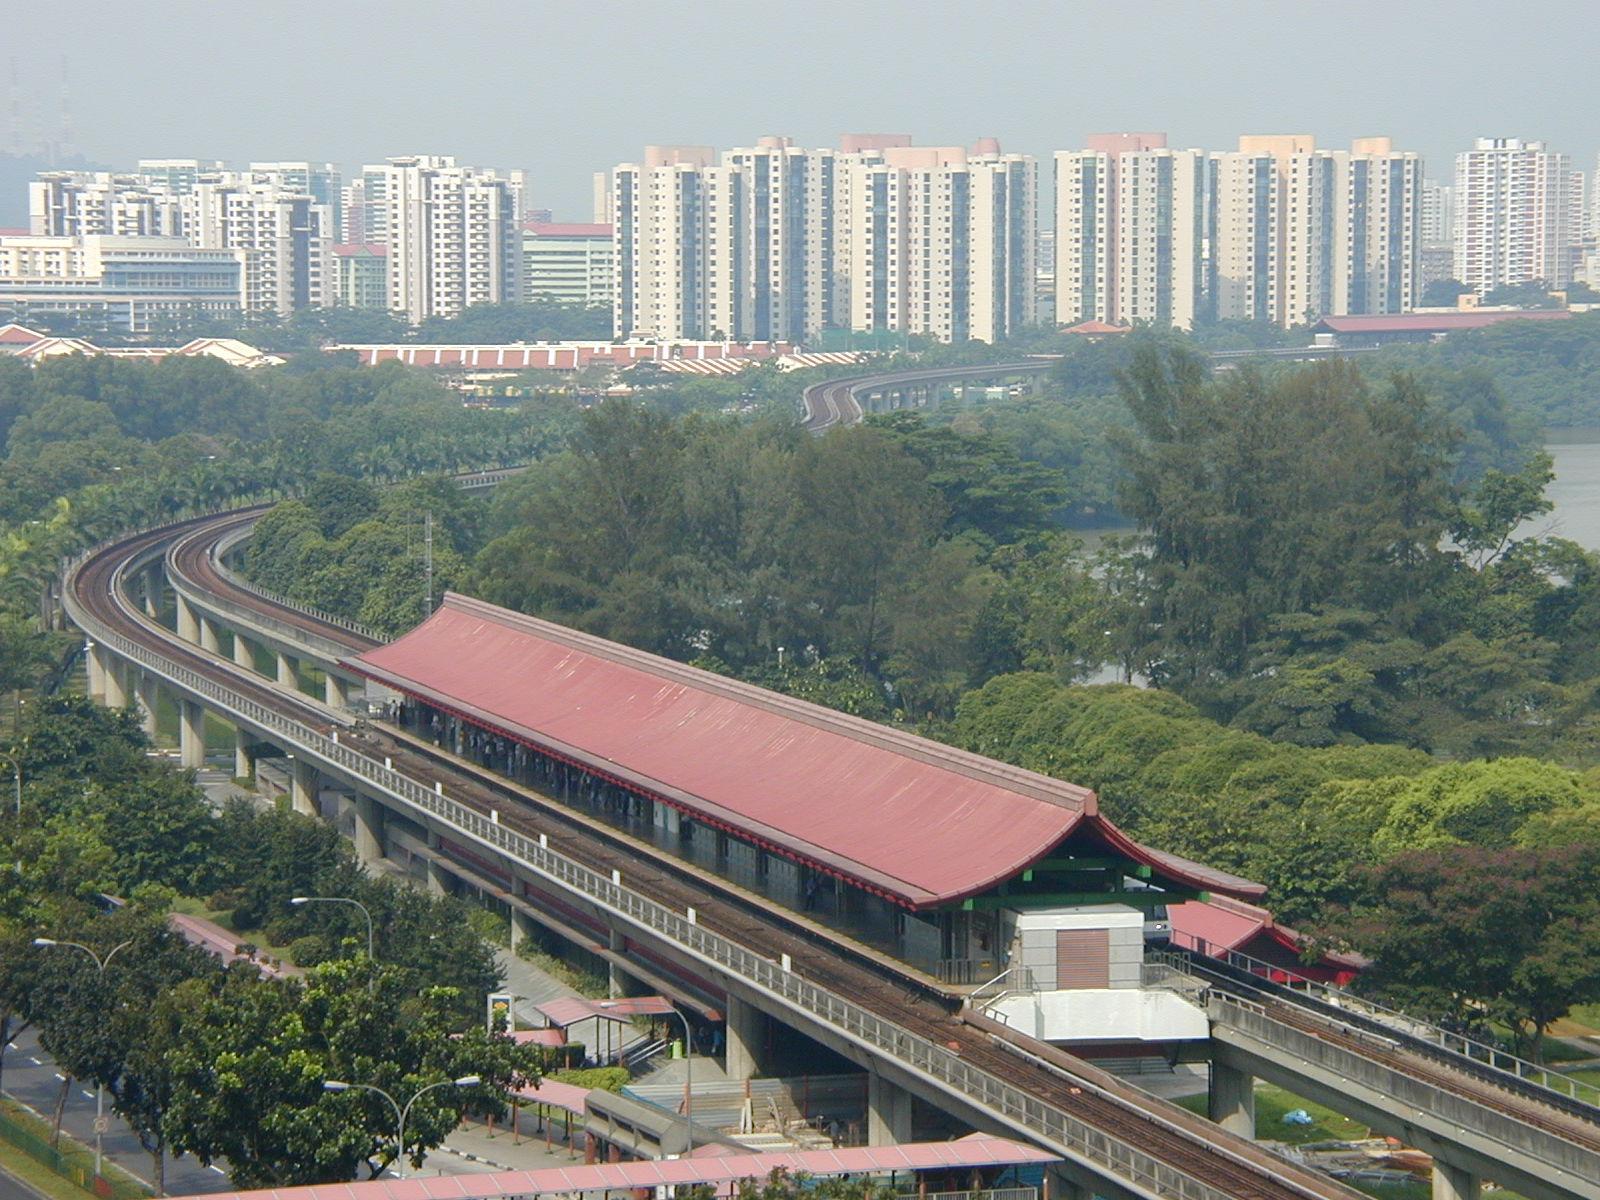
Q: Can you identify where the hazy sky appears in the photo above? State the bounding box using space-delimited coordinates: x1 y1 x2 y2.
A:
9 0 1598 219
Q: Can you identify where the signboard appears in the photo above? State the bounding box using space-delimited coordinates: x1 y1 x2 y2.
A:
487 992 515 1033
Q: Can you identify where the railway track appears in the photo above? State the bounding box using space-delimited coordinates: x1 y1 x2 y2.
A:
800 363 1052 432
163 507 1600 1196
72 511 1362 1200
1181 956 1600 1154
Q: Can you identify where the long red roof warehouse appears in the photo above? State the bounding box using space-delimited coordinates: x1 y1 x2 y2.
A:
347 594 1262 910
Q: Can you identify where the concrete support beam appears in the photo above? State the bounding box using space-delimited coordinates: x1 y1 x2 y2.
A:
1433 1161 1481 1200
143 566 161 618
424 830 453 895
353 792 384 864
324 672 349 709
232 632 255 672
1041 1168 1089 1200
199 616 220 654
1208 1061 1255 1140
276 650 296 689
608 927 628 998
178 699 205 769
175 594 200 644
234 730 254 780
85 642 106 701
289 757 316 817
510 908 537 951
724 994 767 1080
134 671 159 738
866 1069 912 1146
102 658 127 708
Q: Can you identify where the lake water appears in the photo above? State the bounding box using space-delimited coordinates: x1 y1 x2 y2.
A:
1538 434 1600 549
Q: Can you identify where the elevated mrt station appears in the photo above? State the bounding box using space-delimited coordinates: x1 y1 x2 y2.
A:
345 594 1254 1055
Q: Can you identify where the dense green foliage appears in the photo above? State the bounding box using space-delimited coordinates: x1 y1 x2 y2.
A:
0 697 530 1188
1360 311 1600 427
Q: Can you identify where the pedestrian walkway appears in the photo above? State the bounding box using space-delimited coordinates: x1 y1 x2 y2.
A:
495 949 584 1025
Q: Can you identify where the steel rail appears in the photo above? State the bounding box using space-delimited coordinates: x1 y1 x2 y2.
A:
64 516 1356 1200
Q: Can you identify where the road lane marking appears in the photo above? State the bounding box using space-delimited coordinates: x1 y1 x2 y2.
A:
52 1072 64 1081
81 1090 94 1100
209 1166 227 1175
27 1056 39 1064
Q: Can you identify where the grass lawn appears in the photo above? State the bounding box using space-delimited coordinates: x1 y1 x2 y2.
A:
0 1137 102 1200
1174 1083 1369 1146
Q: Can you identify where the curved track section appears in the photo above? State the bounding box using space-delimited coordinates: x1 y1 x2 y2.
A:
801 362 1052 432
66 514 1360 1200
166 510 1600 1199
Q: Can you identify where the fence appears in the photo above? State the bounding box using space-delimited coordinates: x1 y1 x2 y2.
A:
64 526 1326 1200
0 1099 149 1200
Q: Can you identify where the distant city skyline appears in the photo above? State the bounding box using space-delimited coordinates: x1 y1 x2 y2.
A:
6 0 1597 221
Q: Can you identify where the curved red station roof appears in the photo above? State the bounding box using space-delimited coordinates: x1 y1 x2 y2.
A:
347 594 1262 910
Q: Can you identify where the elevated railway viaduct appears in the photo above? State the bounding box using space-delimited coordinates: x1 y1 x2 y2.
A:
58 374 1600 1200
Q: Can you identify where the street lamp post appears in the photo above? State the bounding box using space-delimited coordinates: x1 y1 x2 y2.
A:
323 1075 480 1178
290 896 374 962
32 938 133 1180
601 1000 694 1153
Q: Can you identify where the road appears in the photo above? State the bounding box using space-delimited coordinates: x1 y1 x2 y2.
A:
2 1029 228 1196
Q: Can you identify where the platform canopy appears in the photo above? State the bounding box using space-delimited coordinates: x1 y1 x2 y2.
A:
211 1135 1061 1200
348 594 1263 911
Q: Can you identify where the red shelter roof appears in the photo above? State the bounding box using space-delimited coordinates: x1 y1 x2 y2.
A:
347 595 1262 910
1313 310 1573 334
211 1135 1058 1200
1170 895 1366 984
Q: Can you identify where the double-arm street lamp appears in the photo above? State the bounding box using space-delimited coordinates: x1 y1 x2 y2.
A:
323 1075 480 1178
290 896 374 962
32 938 133 1179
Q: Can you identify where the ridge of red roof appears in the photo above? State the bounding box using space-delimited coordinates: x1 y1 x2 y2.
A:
1314 310 1573 333
332 242 389 256
345 594 1264 908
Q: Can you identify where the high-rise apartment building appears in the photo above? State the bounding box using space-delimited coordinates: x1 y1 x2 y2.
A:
379 155 522 324
1421 180 1454 247
181 179 336 315
1454 138 1575 294
1053 133 1206 330
523 222 614 309
30 166 334 314
29 171 181 237
1210 135 1420 326
333 243 389 309
136 160 226 193
247 162 342 216
612 136 1035 344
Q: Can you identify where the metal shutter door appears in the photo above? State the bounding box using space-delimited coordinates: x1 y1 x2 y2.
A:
1056 928 1110 989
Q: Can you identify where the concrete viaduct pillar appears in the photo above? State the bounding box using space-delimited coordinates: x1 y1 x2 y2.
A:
174 594 200 644
608 927 630 998
1432 1160 1481 1200
324 672 349 709
232 632 255 672
84 641 106 701
353 792 384 864
1208 1061 1256 1139
102 656 128 708
199 615 220 655
134 670 159 738
288 756 317 817
866 1068 913 1146
510 908 537 952
142 565 161 619
234 730 254 780
424 830 454 896
276 650 296 690
724 994 768 1080
178 699 205 769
